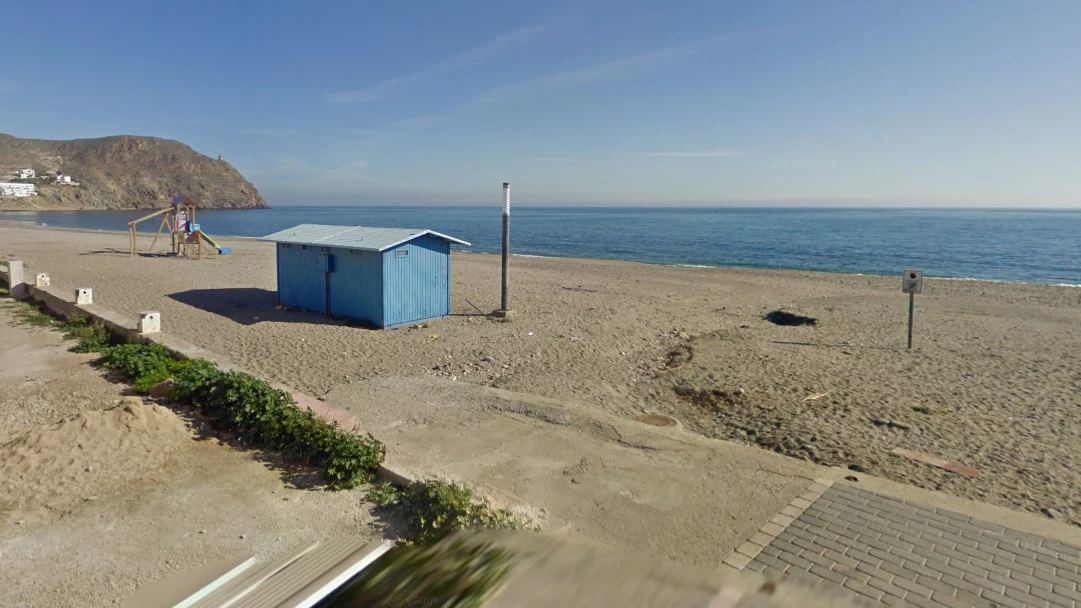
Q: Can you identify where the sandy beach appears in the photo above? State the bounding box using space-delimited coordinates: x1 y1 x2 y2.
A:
2 222 1080 527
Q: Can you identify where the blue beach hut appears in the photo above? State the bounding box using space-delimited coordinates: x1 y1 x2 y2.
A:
261 224 470 328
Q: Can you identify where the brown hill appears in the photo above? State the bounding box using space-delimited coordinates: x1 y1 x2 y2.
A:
0 134 266 210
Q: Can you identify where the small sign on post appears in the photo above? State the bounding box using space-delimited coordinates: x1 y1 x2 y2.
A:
902 270 922 348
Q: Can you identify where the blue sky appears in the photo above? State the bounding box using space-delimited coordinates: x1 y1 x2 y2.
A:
1 1 1079 206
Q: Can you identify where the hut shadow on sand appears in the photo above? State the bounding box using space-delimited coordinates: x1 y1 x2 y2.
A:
167 288 375 328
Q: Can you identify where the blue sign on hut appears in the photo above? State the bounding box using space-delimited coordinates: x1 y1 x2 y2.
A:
261 224 470 328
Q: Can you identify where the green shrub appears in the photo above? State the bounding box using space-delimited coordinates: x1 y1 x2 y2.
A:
16 303 385 490
370 480 528 545
60 315 113 353
99 342 192 393
170 357 385 488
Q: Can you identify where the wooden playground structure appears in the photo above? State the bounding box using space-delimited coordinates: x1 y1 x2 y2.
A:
127 196 230 259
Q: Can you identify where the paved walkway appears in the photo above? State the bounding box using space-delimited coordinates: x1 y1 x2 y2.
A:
725 480 1081 607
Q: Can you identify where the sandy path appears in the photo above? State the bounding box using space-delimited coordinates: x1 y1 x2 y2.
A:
2 223 1080 528
0 299 387 608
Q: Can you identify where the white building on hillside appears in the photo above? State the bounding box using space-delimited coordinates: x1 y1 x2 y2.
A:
0 182 36 196
17 169 35 179
56 174 73 183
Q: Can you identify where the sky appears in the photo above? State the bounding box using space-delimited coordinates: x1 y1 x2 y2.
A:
1 1 1079 207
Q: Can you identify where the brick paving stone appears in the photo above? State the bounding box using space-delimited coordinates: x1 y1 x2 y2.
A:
981 588 1027 608
904 593 940 608
893 575 934 598
961 570 1003 594
1011 569 1054 591
880 592 908 606
939 574 985 598
744 485 1081 608
901 559 942 581
832 564 872 585
986 570 1030 594
930 590 981 608
843 577 885 602
777 552 815 573
868 547 906 567
915 574 958 596
1055 568 1081 585
780 505 804 518
1004 585 1050 608
822 548 859 570
813 535 850 556
749 532 775 547
808 564 848 586
867 574 905 596
743 560 766 573
1028 583 1076 607
753 553 791 574
878 560 914 582
1052 584 1081 604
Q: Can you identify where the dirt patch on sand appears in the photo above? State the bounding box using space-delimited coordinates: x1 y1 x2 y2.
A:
0 398 191 526
661 327 1081 527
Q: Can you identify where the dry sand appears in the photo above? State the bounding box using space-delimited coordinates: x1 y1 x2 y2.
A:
2 222 1080 528
0 299 388 608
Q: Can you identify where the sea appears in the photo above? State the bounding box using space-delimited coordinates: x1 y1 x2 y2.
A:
2 206 1079 286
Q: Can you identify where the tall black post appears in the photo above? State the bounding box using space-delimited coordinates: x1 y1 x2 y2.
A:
501 182 510 312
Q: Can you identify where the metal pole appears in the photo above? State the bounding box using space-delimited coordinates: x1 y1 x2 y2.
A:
501 182 510 312
907 292 914 349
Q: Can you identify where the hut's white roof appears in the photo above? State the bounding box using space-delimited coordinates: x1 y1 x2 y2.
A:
261 224 470 252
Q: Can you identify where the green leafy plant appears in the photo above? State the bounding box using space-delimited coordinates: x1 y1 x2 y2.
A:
370 480 528 545
169 357 385 488
10 300 57 327
12 298 385 490
100 342 193 393
60 315 113 353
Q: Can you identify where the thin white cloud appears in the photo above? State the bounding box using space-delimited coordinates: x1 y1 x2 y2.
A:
325 90 383 104
44 95 105 105
325 18 565 104
463 26 775 110
242 127 303 137
391 114 452 128
645 149 743 158
535 157 577 163
377 27 774 132
253 156 436 193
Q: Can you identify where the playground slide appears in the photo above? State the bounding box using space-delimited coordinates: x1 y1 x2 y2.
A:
197 231 232 255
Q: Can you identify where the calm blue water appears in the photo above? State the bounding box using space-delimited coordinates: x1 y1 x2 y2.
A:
2 206 1079 285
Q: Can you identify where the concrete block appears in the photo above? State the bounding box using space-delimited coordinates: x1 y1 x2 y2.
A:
8 260 27 299
139 311 161 334
35 273 50 287
75 287 93 305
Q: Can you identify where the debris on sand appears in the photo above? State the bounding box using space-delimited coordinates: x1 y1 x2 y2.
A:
891 448 981 478
763 310 817 327
662 345 693 371
634 414 679 428
673 385 741 410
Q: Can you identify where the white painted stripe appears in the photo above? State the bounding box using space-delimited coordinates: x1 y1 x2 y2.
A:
292 541 394 608
173 556 258 608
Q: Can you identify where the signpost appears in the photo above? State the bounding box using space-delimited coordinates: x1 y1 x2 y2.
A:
500 182 511 314
902 270 923 349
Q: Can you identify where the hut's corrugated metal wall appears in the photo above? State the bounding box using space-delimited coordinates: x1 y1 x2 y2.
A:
327 246 383 326
381 234 451 327
276 243 327 314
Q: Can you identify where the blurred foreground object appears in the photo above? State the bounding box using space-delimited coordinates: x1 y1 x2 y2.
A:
127 531 874 607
